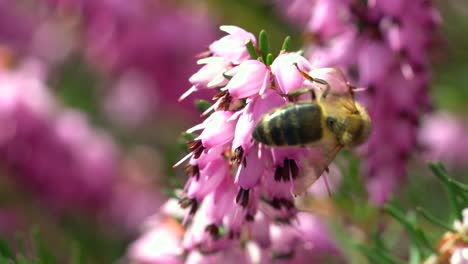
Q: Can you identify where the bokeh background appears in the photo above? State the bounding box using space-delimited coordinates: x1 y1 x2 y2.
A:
0 0 467 263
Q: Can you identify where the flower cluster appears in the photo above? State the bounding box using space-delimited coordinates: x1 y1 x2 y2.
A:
46 0 217 125
279 0 441 204
0 0 73 67
170 26 348 262
128 199 342 263
0 0 217 126
0 60 163 232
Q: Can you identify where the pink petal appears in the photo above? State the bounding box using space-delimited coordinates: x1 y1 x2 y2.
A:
271 52 312 94
225 60 269 100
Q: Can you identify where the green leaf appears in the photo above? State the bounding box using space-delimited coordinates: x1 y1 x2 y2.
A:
258 30 270 62
71 241 85 264
409 243 422 264
195 100 213 114
0 239 13 258
357 245 404 264
281 36 291 52
33 228 56 264
429 162 463 220
245 40 258 59
265 53 273 66
416 206 456 232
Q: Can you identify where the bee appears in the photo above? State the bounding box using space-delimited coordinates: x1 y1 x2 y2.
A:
252 65 371 194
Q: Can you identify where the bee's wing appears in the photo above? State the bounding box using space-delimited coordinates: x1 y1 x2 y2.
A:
293 143 342 195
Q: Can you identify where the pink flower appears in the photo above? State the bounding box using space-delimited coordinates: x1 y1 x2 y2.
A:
129 199 342 263
271 52 312 94
209 26 256 64
173 26 346 261
225 60 270 99
128 217 184 264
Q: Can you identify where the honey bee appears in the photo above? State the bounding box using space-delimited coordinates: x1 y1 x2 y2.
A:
252 65 371 194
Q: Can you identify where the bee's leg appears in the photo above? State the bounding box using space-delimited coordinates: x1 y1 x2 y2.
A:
281 88 316 102
293 63 331 99
313 78 331 99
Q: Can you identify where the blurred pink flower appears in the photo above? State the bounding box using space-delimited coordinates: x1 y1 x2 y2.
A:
279 0 440 204
1 0 217 126
0 0 74 67
418 112 468 167
128 216 184 264
0 61 162 233
128 200 342 263
47 0 218 125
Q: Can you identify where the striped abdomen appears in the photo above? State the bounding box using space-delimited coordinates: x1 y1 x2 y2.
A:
252 103 323 146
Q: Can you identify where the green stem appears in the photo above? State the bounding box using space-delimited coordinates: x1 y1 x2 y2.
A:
416 206 456 232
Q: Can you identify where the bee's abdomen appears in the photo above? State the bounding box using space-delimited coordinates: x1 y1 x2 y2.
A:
252 103 323 146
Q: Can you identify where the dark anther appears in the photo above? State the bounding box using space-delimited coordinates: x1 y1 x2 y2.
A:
228 230 240 239
178 197 199 215
213 90 232 111
217 95 232 111
184 164 200 180
270 198 282 210
245 214 254 222
273 251 295 260
282 159 291 182
274 165 284 181
187 139 204 159
205 224 219 238
235 188 250 208
230 146 244 166
279 198 295 209
213 90 228 101
288 159 299 179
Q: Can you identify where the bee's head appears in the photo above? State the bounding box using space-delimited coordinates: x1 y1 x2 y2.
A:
326 102 371 148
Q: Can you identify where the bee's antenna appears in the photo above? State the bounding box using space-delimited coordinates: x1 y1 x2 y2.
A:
293 63 331 99
323 168 332 197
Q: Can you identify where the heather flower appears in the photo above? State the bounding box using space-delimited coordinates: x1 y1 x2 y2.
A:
209 26 257 64
173 26 347 261
0 61 117 213
128 216 185 264
128 200 342 263
0 0 74 68
0 61 163 232
279 0 440 204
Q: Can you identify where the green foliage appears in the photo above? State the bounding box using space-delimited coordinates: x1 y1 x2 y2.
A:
357 162 468 263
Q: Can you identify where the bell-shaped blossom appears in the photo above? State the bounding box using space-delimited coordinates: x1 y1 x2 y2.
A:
225 60 270 99
209 25 256 64
271 52 312 94
128 217 184 264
